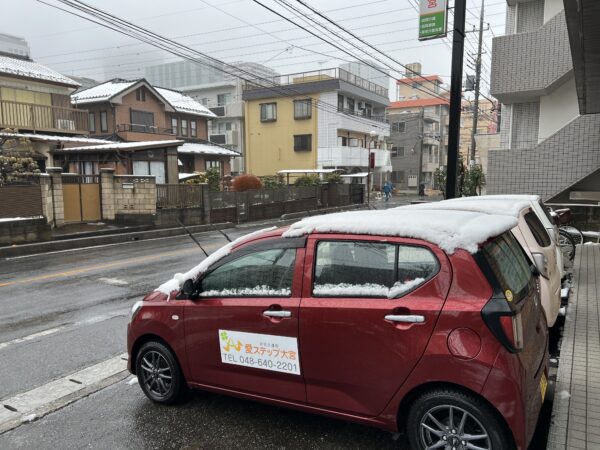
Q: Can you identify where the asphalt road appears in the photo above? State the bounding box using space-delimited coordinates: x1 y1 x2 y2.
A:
0 210 557 449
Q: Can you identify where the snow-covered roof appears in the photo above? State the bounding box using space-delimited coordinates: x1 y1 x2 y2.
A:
0 55 79 87
0 132 109 144
341 172 368 178
178 142 239 157
400 198 533 218
278 169 341 174
71 79 136 104
179 172 204 180
467 194 540 202
52 140 183 152
155 87 216 118
283 209 518 254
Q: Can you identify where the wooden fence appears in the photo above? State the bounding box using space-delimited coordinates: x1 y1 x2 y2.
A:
0 185 43 219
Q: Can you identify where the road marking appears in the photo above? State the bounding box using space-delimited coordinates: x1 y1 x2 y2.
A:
0 326 67 351
0 248 200 288
98 277 129 286
0 311 128 352
0 353 128 434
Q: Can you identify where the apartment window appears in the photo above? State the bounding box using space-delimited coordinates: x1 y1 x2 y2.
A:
135 88 146 102
88 112 96 133
100 111 108 132
391 146 404 157
218 122 233 133
200 98 209 106
392 122 406 133
181 119 188 136
260 103 277 122
217 93 231 106
293 134 312 152
391 170 405 183
294 99 312 119
171 117 178 135
190 120 197 137
206 160 221 172
337 94 344 111
338 136 347 146
347 98 355 112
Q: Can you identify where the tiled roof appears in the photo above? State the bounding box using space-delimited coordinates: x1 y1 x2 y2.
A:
51 140 184 152
0 55 79 87
388 98 449 109
155 87 216 118
71 79 136 104
178 142 239 157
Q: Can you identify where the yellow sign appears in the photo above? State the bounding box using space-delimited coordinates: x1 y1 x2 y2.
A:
505 290 514 302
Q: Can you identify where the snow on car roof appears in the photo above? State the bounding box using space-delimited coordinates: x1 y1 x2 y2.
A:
463 194 540 202
400 198 533 218
283 209 517 254
156 227 276 295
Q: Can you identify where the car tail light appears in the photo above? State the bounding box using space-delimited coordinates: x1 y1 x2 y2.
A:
499 313 524 351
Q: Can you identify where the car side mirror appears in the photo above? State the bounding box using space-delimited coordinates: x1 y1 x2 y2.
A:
182 279 195 297
531 252 548 279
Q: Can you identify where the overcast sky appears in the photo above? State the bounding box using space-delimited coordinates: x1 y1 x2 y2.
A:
5 0 506 98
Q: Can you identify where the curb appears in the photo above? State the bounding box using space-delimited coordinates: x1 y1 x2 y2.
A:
0 222 235 259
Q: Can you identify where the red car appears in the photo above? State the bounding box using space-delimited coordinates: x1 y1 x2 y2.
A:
127 209 548 450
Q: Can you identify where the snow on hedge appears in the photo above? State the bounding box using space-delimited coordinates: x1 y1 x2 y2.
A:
156 227 276 295
314 278 425 298
400 198 532 218
283 209 517 254
200 286 291 297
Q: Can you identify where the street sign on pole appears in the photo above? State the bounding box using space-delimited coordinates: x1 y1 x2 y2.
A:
418 0 448 41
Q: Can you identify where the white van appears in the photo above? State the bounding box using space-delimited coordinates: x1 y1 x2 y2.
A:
402 198 562 327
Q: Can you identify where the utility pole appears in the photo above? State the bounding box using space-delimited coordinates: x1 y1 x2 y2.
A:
446 0 466 199
417 109 424 192
469 0 485 165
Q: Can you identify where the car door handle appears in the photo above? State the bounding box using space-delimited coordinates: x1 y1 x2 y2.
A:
263 310 292 318
385 314 425 323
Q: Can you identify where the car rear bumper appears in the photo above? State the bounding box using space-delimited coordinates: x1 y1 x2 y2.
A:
481 346 548 450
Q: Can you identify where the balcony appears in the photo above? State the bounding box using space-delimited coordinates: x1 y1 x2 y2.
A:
317 146 391 169
209 101 244 118
490 10 572 103
423 110 440 122
243 67 388 100
115 123 176 142
209 130 239 146
0 100 88 134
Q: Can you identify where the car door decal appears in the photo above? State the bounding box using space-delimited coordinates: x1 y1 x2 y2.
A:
219 330 301 375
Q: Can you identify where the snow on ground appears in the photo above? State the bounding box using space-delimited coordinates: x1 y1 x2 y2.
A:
156 227 276 295
313 278 425 299
283 209 517 254
98 277 128 286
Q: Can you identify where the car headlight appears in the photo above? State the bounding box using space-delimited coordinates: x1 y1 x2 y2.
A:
130 300 143 321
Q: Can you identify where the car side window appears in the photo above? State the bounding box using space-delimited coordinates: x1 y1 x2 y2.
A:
313 241 438 298
524 211 551 247
200 248 296 297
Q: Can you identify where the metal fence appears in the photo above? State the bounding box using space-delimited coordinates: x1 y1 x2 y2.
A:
0 185 43 219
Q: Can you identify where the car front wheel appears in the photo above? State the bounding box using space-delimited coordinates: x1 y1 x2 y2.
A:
406 388 514 450
135 341 185 405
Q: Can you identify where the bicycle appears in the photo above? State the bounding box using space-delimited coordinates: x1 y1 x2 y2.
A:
552 208 585 261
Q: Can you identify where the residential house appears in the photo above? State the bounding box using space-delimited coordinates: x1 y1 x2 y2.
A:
242 67 391 185
488 0 600 202
71 79 237 179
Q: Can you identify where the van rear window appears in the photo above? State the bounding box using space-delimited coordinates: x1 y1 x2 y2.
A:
482 233 531 303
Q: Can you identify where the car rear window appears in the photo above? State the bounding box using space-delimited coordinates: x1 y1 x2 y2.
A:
524 211 551 247
481 233 532 303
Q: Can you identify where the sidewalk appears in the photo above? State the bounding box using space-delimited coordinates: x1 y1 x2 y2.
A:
548 243 600 449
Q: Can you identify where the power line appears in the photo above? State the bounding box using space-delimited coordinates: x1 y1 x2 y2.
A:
38 0 392 131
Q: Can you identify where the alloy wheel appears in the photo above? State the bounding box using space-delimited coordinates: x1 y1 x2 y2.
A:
419 404 491 450
139 350 173 398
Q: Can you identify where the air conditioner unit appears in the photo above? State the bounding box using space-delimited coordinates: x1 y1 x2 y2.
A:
357 101 365 110
56 119 75 130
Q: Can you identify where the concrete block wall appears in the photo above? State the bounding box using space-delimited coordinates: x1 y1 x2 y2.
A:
46 168 64 227
487 114 600 200
112 175 157 215
38 174 54 225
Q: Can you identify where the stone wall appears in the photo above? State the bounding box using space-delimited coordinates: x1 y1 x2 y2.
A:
0 217 51 246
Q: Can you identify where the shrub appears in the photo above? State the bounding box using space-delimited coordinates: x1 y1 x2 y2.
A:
325 172 342 184
294 174 321 187
232 174 262 192
260 175 285 189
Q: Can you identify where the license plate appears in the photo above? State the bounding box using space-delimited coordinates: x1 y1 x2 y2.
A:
540 373 548 402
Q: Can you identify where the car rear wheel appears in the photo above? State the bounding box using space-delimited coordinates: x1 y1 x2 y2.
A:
406 388 514 450
135 341 185 405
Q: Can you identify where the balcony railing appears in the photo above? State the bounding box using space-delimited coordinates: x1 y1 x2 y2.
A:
116 123 175 135
0 100 88 134
317 146 391 168
244 67 388 98
336 107 388 124
209 130 239 146
209 102 244 118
